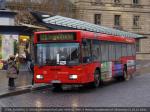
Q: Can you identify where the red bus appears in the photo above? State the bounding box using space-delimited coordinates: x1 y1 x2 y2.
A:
33 30 136 89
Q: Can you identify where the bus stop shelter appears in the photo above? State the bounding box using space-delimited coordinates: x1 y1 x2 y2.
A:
30 11 144 39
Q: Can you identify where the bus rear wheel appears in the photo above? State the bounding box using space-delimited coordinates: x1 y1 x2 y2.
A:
122 70 130 81
91 70 101 88
121 65 130 81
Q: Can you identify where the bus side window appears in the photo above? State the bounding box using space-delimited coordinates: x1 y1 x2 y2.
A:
115 43 122 59
132 44 136 56
109 42 116 61
101 42 109 62
82 39 92 63
92 40 100 61
127 44 132 56
122 44 127 57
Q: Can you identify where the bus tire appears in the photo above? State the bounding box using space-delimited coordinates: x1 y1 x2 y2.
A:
122 69 129 81
120 64 128 81
91 70 101 88
115 76 122 81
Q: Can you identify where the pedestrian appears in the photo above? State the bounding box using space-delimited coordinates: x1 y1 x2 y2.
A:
15 54 20 75
24 49 32 71
7 55 18 90
30 61 34 85
2 60 8 70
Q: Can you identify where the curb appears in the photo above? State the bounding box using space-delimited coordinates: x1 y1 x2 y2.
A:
0 84 52 99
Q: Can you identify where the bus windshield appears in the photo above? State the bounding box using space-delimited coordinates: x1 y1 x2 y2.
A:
36 43 80 66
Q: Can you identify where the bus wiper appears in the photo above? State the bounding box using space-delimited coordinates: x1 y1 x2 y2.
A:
46 60 57 66
66 60 79 66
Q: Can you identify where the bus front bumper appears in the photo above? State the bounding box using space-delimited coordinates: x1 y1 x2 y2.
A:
34 73 93 84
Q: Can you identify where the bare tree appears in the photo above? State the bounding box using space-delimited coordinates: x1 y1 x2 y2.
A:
6 0 75 25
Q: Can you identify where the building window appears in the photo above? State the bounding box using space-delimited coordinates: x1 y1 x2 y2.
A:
95 0 102 4
114 15 121 26
133 16 140 27
136 39 140 52
133 0 139 5
114 0 120 4
94 14 101 25
91 0 103 5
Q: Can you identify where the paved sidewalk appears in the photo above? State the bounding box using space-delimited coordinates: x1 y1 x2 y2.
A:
0 63 31 91
0 70 33 97
0 70 32 90
0 69 51 98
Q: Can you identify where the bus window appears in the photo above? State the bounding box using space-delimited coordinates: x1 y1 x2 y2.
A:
127 44 132 56
92 40 100 61
132 44 136 56
122 44 127 57
82 39 92 63
109 42 116 61
115 43 122 59
36 43 80 66
101 42 109 61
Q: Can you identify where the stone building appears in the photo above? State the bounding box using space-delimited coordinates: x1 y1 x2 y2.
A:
74 0 150 60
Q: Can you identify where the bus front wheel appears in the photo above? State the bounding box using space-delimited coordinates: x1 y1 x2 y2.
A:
91 70 101 88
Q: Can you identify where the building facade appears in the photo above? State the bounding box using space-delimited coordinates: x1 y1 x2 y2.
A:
0 10 18 61
75 0 150 60
0 9 35 66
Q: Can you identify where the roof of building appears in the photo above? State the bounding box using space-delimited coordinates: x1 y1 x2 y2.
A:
0 25 34 35
19 23 47 29
0 9 17 16
31 11 144 38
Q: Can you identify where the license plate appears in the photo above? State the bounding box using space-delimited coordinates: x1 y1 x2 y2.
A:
51 80 61 83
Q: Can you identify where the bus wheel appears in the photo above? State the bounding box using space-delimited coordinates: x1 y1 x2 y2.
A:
53 84 62 91
91 70 101 88
115 76 122 81
123 70 129 81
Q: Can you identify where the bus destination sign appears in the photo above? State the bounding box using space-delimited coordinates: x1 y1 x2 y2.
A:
38 33 76 41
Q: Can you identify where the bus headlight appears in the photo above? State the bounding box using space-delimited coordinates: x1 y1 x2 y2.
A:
69 74 78 80
36 75 44 79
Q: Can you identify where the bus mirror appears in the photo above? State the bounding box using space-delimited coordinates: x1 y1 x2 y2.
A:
82 40 87 46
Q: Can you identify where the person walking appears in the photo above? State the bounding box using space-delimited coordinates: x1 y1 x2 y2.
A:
24 49 32 71
30 61 34 85
7 55 18 90
15 54 20 75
